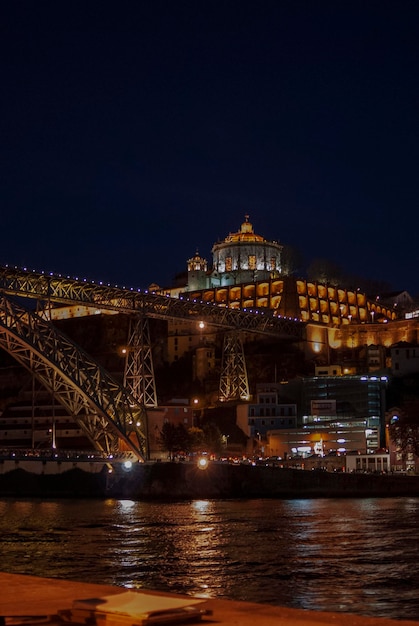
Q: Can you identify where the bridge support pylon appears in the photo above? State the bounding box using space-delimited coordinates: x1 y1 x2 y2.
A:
219 331 250 402
123 314 157 408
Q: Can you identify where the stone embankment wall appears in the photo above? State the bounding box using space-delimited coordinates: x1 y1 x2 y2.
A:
108 462 419 500
2 462 419 499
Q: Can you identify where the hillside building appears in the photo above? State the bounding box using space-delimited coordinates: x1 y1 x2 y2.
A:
390 342 419 377
236 383 297 452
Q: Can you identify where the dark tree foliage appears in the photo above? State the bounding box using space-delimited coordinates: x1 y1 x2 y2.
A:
388 397 419 460
280 244 304 277
202 422 223 455
186 423 223 456
159 422 191 460
307 258 343 286
389 418 419 459
188 426 205 452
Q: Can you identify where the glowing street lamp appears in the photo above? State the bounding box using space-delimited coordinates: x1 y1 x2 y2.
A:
197 456 209 470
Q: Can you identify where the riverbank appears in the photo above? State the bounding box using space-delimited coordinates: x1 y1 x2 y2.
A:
1 459 419 499
2 572 419 626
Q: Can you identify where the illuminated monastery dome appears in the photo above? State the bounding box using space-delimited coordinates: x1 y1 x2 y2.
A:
185 215 283 291
211 215 282 287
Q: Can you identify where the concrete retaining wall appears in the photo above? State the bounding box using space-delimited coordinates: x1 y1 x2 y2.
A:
2 461 419 499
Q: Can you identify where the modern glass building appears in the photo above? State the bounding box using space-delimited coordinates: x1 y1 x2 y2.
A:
299 375 388 451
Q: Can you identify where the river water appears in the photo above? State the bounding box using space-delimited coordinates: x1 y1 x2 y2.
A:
0 497 418 621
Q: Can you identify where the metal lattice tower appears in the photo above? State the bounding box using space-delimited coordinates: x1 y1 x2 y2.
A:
219 331 250 402
0 295 148 460
123 315 157 408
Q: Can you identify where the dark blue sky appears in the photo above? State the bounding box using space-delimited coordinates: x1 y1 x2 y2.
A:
1 1 419 295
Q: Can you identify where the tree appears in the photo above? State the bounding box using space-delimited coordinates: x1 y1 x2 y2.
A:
390 421 419 459
307 258 343 285
202 422 223 455
188 426 205 452
389 416 419 461
186 423 223 456
280 245 304 277
159 422 190 460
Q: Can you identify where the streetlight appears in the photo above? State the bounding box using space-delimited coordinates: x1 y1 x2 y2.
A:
198 320 205 344
197 456 209 470
192 397 201 426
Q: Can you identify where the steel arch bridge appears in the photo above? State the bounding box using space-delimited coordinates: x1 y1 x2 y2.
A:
0 295 147 460
0 265 304 458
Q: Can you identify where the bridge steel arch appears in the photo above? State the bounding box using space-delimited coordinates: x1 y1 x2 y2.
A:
0 265 305 409
0 295 147 460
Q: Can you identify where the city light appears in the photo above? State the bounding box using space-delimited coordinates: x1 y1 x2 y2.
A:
197 456 209 470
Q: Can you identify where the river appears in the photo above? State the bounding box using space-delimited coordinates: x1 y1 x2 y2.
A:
0 497 418 621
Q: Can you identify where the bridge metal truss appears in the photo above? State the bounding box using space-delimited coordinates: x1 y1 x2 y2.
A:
219 332 250 402
123 314 157 408
0 266 304 417
0 266 304 338
0 295 148 461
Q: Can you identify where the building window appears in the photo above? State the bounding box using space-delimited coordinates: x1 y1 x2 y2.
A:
248 255 256 270
225 256 232 272
270 257 276 270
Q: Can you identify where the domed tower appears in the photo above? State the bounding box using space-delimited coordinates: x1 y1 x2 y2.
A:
210 215 282 287
186 249 208 291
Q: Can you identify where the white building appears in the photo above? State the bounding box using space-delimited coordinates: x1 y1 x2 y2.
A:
185 215 283 291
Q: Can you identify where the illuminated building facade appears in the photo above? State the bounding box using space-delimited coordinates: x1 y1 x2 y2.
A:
180 216 397 326
236 383 298 441
185 215 283 291
299 374 387 453
183 274 397 325
235 375 387 458
164 215 406 367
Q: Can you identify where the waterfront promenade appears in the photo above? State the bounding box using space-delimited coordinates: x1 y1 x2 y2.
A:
1 573 419 626
0 572 419 626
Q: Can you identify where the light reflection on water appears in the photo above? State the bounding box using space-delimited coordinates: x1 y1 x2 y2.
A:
0 497 419 620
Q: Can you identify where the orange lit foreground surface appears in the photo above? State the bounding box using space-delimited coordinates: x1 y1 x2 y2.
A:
0 573 418 626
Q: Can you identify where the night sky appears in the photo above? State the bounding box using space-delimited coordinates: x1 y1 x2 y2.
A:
2 1 419 295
